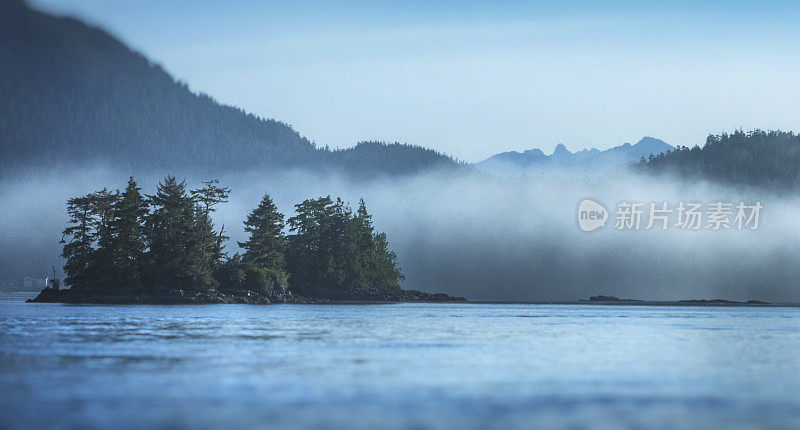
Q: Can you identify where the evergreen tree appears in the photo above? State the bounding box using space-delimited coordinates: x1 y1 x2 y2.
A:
83 188 119 290
286 196 335 296
371 231 404 290
239 195 287 272
58 178 404 299
190 179 230 272
350 199 403 291
144 176 211 290
61 188 120 293
191 179 230 213
285 196 403 297
214 253 246 292
61 195 97 292
184 205 219 288
348 198 377 290
106 177 148 292
348 199 403 291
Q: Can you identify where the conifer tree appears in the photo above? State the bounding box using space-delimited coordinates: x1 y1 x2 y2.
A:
184 205 218 288
286 196 332 295
59 179 405 299
190 179 230 271
83 188 119 290
285 196 403 296
349 198 377 290
144 176 205 290
61 195 97 292
371 231 404 290
61 188 120 293
239 194 286 272
190 179 230 213
106 177 148 292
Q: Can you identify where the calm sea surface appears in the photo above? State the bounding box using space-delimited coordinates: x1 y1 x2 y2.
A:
2 292 800 429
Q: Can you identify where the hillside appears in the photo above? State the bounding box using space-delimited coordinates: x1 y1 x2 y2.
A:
0 1 459 177
328 141 461 178
635 130 800 190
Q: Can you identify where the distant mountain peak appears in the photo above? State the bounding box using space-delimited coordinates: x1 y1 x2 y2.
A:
476 137 674 174
522 148 545 157
552 143 570 156
636 136 665 144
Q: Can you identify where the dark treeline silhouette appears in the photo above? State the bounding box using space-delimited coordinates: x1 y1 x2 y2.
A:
635 130 800 190
0 1 461 178
60 176 404 299
328 141 463 178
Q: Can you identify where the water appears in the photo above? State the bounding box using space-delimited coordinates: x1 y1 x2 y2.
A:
2 292 800 429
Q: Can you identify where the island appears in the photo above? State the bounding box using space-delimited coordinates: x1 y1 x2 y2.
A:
28 176 464 304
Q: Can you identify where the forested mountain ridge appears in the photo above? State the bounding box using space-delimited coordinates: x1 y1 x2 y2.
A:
635 130 800 190
0 1 460 177
329 141 462 177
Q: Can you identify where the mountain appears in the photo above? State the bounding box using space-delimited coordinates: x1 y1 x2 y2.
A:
476 137 673 176
635 130 800 190
0 1 459 177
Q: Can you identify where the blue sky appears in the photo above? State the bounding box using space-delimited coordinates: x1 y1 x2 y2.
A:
31 0 800 162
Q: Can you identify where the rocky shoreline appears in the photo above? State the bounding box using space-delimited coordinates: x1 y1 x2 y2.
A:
26 287 467 305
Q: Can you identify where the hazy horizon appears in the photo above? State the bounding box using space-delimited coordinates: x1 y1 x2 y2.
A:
28 0 800 162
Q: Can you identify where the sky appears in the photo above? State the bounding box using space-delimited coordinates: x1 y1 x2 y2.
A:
31 0 800 162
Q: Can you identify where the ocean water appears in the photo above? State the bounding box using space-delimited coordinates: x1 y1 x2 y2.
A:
1 292 800 429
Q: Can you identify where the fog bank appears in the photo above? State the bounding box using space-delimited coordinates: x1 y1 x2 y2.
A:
2 166 797 302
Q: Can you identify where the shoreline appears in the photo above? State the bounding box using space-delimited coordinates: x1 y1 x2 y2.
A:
25 287 467 305
20 289 796 307
468 300 797 307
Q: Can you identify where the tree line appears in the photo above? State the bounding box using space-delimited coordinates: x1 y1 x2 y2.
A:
61 176 404 298
634 130 800 190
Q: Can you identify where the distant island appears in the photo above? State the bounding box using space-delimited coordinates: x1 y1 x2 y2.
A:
29 176 464 304
581 295 773 306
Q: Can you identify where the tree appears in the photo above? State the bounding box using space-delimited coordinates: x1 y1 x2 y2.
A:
144 176 213 290
239 194 286 271
58 179 404 299
106 177 148 292
61 188 121 294
61 195 97 292
286 196 337 296
347 199 403 291
85 188 120 289
191 179 230 273
190 179 230 213
214 254 245 292
370 231 404 290
285 196 403 297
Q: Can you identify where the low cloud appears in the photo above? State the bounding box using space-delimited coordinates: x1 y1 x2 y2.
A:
2 165 797 302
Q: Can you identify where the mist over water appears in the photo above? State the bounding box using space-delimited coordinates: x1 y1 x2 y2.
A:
2 165 797 302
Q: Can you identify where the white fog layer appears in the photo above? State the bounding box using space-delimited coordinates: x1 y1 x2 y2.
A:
2 166 795 302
